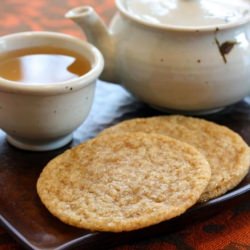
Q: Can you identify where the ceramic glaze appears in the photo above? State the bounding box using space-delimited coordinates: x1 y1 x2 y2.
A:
124 0 250 27
124 0 249 27
66 0 250 113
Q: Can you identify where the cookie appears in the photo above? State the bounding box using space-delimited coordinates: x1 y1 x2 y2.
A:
100 116 250 202
37 132 211 232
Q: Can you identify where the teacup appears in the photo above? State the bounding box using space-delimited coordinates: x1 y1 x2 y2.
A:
0 31 104 151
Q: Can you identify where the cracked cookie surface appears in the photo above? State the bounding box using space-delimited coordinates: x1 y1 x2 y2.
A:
37 132 210 232
100 116 250 202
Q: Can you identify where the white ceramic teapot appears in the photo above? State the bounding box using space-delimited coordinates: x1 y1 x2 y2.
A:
66 0 250 114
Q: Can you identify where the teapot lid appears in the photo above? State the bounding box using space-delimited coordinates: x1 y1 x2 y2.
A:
119 0 250 29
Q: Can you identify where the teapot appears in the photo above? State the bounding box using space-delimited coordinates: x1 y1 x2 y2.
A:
66 0 250 114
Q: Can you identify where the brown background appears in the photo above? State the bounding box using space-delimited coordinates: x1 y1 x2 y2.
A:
0 0 250 249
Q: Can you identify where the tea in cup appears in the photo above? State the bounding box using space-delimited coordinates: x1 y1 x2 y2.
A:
0 31 104 151
0 46 92 84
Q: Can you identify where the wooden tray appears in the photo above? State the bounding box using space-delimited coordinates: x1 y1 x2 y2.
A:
0 81 249 250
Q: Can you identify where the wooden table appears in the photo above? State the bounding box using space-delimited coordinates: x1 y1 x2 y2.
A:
0 0 249 249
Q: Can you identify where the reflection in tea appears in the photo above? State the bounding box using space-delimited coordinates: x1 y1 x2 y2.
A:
0 46 91 84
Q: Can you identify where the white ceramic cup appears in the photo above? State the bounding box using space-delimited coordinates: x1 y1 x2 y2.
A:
0 31 104 151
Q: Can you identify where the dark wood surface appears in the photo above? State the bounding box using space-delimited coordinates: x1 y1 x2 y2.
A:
0 80 249 250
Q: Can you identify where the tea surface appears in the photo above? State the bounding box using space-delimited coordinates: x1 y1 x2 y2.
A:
0 46 91 84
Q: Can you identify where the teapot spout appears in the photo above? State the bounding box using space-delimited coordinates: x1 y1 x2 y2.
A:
66 7 118 83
